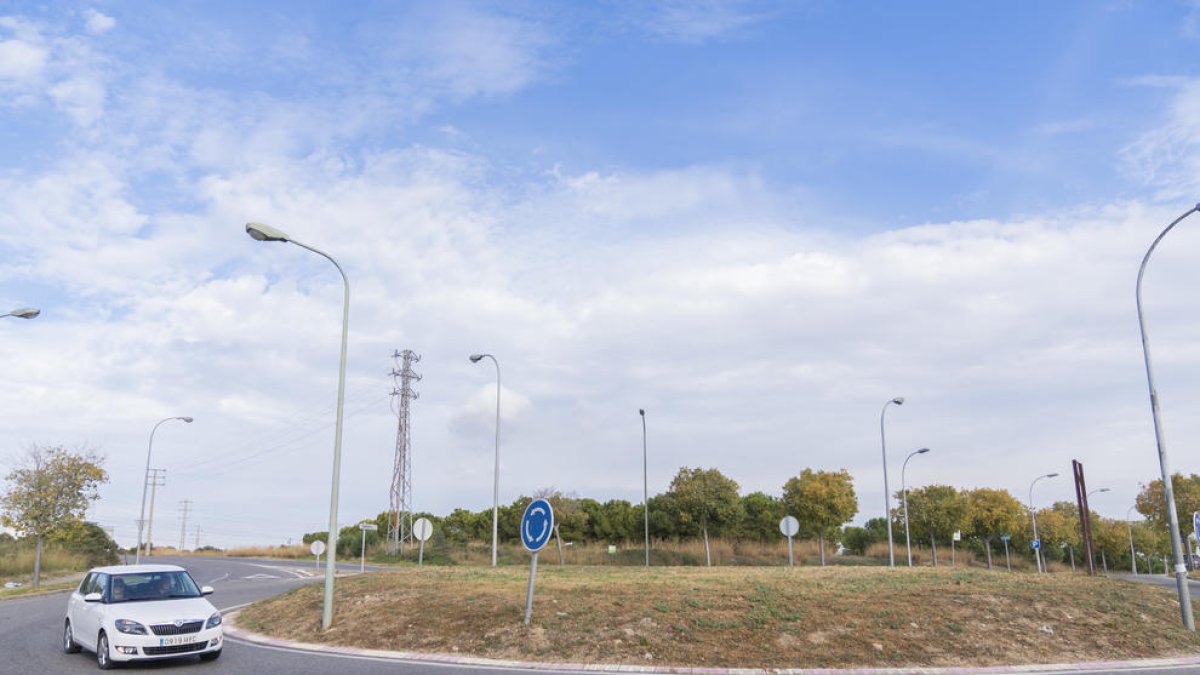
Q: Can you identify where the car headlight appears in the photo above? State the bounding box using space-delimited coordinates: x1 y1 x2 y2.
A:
114 619 148 635
205 612 222 629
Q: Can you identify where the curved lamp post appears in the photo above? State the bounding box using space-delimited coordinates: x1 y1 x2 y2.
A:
880 396 904 566
1135 203 1199 630
1 307 40 320
470 353 501 567
902 447 930 567
1028 472 1058 573
136 416 192 563
246 222 350 631
640 409 649 567
1127 504 1140 576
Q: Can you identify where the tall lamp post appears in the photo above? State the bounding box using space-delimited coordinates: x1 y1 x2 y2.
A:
1028 472 1058 573
136 416 192 563
1135 203 1199 631
2 307 40 320
1087 488 1110 571
639 409 649 567
470 353 501 567
1127 505 1140 576
880 396 905 567
246 222 350 631
902 447 930 567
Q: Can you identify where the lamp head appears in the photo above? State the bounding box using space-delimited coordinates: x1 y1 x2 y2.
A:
639 409 645 416
917 447 930 454
180 416 194 423
8 307 40 319
246 222 290 242
1046 472 1059 479
469 354 484 363
891 397 905 405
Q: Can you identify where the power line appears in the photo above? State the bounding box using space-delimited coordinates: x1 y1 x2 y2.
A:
388 349 421 555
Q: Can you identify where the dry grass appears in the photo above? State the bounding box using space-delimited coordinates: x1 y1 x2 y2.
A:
183 544 311 559
235 565 1200 669
0 547 90 582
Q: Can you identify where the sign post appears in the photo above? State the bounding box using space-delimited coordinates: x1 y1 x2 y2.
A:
779 516 800 567
413 517 433 566
952 530 961 567
520 498 554 625
359 522 378 572
310 539 326 569
1000 535 1011 571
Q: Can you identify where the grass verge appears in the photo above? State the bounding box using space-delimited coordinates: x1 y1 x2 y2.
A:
234 566 1200 669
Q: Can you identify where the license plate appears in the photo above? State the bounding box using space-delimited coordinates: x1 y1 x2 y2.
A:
159 636 192 646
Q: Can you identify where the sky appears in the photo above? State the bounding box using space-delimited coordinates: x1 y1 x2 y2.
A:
3 1 1200 550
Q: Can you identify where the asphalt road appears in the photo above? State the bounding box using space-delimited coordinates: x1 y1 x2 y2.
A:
5 559 1200 675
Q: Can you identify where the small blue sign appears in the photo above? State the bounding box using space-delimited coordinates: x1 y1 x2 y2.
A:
520 498 554 552
1031 539 1041 550
1000 536 1011 542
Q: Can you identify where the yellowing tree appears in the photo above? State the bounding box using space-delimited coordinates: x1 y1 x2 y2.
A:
1 446 107 586
903 484 967 565
964 488 1024 570
783 468 858 565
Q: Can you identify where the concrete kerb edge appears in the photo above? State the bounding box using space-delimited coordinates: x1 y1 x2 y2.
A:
222 611 1200 675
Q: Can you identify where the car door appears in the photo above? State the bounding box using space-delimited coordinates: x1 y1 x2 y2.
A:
73 573 106 650
67 573 92 647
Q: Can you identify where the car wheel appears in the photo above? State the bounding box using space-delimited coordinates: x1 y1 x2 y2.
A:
199 649 222 662
96 632 114 670
63 620 81 654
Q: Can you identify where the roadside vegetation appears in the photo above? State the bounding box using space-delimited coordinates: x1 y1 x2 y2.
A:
235 565 1200 669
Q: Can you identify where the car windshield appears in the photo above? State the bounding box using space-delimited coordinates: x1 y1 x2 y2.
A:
108 571 201 603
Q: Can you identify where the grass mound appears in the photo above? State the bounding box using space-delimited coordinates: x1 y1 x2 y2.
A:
234 566 1200 669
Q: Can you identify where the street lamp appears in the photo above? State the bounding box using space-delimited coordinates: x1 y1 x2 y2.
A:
1135 203 1199 631
1028 473 1058 573
1088 488 1110 498
880 396 904 567
1 307 40 319
640 409 649 567
1127 505 1140 576
902 448 930 567
136 416 192 564
246 222 350 631
470 353 501 567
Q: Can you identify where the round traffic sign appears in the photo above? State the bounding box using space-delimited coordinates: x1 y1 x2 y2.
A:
520 498 555 552
1031 539 1041 550
779 515 799 537
310 539 326 556
413 517 433 542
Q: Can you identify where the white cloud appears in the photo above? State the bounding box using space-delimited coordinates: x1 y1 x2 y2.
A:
0 37 46 80
1120 78 1200 199
623 0 766 44
82 9 115 36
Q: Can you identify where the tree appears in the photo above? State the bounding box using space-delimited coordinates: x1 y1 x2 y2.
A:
783 468 858 565
46 521 119 567
903 484 967 565
1 446 107 586
740 492 787 541
964 488 1024 570
668 467 742 566
1136 473 1200 556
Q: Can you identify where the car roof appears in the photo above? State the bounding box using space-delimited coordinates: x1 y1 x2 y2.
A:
86 564 188 575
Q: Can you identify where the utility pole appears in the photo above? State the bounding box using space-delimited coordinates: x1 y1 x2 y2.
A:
178 500 192 552
388 349 421 556
1072 460 1096 575
145 469 166 557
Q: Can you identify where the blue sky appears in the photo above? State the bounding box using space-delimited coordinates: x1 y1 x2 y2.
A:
2 1 1200 548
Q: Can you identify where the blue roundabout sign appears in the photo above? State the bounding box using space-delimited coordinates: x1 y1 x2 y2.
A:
521 498 554 552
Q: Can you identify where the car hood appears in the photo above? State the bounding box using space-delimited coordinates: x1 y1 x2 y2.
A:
108 597 218 623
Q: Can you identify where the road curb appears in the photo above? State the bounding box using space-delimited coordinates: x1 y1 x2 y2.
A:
222 611 1200 674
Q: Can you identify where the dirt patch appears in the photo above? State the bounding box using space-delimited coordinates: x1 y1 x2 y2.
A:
233 566 1200 669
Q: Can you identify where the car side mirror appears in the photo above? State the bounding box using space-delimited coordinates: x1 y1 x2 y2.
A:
83 592 103 603
200 586 214 596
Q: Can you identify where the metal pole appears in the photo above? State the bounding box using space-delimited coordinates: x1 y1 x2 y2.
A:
880 397 904 567
1135 203 1199 631
360 529 366 573
788 535 794 567
640 409 649 567
902 448 928 567
136 417 190 564
523 552 539 624
1128 505 1139 575
1028 473 1056 573
471 354 501 567
1004 539 1011 571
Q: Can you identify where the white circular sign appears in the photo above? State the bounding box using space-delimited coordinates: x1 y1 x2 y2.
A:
310 539 326 556
413 517 434 542
779 516 799 537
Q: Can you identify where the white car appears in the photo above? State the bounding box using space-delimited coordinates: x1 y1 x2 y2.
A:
64 564 223 669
